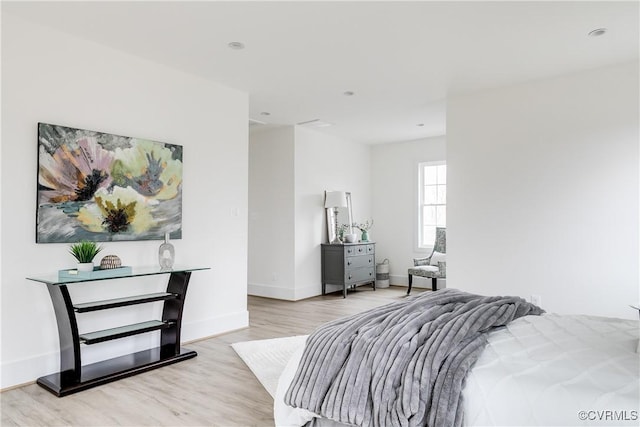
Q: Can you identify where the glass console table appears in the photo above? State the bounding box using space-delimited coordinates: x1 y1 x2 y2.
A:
27 266 209 397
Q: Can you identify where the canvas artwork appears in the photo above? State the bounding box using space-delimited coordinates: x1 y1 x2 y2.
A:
37 123 183 243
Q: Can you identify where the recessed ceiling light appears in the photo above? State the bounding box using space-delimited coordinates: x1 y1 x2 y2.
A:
588 28 607 37
260 111 271 116
228 41 245 50
343 91 355 96
416 123 425 127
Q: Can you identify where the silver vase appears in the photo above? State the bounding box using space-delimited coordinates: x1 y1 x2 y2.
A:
158 232 175 269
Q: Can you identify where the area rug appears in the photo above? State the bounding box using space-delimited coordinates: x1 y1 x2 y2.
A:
231 335 308 398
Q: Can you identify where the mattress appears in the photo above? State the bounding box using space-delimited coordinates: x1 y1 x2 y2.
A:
274 314 639 426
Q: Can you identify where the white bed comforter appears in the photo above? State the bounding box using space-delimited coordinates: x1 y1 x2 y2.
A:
275 314 639 426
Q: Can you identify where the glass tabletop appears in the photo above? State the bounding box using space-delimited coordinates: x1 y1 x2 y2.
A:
26 265 210 285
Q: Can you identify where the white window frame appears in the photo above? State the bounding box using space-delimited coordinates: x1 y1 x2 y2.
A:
417 161 446 251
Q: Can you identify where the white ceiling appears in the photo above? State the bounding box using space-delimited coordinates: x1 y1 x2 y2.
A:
4 1 639 144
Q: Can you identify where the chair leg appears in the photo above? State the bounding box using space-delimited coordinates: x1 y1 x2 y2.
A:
432 277 438 292
407 274 413 295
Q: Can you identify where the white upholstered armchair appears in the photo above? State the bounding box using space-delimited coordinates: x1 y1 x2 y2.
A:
407 227 446 294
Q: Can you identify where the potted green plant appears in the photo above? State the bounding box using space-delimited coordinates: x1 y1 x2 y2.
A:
69 240 103 272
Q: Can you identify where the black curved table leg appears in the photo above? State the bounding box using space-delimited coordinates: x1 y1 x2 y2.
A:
161 271 191 357
36 284 82 393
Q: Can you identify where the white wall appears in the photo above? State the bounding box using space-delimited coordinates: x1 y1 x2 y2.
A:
447 61 639 319
248 127 296 299
247 126 371 300
294 127 372 299
370 137 446 288
1 14 249 388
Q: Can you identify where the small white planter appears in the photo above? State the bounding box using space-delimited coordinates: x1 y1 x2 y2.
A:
76 262 94 272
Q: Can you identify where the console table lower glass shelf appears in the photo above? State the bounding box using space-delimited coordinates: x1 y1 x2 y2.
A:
27 266 209 397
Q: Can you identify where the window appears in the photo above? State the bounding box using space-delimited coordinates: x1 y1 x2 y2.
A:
418 162 446 248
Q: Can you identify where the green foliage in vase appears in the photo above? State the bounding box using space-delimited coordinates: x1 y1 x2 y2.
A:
69 240 103 263
354 219 374 231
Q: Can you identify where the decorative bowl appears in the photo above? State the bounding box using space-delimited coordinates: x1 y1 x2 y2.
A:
344 233 358 243
100 255 122 269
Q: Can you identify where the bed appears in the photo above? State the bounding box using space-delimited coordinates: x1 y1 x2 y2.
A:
274 289 639 427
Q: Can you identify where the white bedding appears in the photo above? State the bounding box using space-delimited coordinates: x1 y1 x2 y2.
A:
274 314 639 426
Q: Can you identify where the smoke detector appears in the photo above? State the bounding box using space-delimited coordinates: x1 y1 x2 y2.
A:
228 41 245 50
588 28 607 37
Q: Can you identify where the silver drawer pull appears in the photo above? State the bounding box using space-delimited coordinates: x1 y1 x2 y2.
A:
347 261 351 266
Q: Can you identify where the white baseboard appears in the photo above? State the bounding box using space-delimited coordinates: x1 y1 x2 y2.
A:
248 282 321 301
0 310 249 391
1 351 59 391
248 282 296 300
390 274 409 286
181 310 249 342
294 284 321 300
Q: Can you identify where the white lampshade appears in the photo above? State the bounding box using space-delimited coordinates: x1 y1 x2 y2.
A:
324 191 347 208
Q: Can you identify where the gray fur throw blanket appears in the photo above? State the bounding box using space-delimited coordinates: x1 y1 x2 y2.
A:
284 288 544 427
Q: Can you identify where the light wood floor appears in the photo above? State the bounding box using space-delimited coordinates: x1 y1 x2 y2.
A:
1 286 424 427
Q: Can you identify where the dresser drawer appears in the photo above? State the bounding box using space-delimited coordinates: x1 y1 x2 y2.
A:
346 255 374 269
352 245 368 256
345 267 375 284
344 246 357 256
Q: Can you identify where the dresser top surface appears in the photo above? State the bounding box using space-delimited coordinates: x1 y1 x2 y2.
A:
322 242 375 247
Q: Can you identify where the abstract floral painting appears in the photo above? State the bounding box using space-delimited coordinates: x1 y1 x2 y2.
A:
37 123 182 243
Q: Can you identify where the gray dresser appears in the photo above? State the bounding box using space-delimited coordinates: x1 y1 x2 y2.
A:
321 243 376 298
